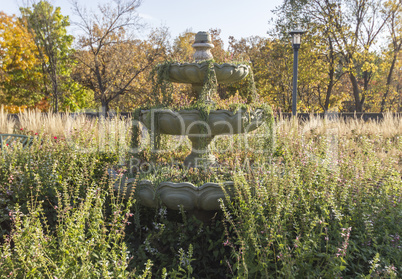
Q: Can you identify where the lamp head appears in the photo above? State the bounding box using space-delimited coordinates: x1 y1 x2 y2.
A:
289 29 306 46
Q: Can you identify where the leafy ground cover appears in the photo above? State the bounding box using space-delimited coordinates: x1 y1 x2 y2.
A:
0 110 401 278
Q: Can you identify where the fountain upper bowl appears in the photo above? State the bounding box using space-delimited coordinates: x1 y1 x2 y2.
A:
165 62 250 84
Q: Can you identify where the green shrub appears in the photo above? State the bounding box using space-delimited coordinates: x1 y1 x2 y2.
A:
0 180 142 278
221 130 401 278
0 115 401 278
127 206 235 278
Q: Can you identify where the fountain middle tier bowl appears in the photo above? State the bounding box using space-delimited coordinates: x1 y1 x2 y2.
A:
166 62 250 84
140 108 266 136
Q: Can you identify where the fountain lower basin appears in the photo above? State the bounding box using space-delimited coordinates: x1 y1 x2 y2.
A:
115 178 234 211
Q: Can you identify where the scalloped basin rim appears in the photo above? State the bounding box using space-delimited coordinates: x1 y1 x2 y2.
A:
164 62 250 69
137 180 234 189
140 108 264 115
139 107 266 136
136 180 235 210
159 181 234 190
165 62 250 85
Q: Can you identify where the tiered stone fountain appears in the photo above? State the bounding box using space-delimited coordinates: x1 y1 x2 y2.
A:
117 31 268 215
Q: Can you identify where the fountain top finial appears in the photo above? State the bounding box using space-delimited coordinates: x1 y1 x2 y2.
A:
194 31 212 44
192 31 214 61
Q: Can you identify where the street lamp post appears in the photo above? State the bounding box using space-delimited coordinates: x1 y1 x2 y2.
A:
289 29 305 116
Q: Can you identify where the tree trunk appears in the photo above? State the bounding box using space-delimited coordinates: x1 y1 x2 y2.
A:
324 36 336 112
324 58 335 111
53 86 58 112
380 54 397 112
101 98 109 115
349 73 363 112
324 82 334 111
51 75 58 112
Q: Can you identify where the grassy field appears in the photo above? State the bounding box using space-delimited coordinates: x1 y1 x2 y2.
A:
0 109 401 278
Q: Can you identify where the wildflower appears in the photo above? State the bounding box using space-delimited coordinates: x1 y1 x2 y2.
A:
54 136 57 140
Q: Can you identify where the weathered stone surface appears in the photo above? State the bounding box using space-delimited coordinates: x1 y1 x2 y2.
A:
140 108 265 136
167 62 250 85
113 178 234 210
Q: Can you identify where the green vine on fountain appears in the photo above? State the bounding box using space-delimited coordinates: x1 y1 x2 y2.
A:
152 61 175 106
131 29 275 164
124 31 276 216
131 107 141 152
131 59 274 158
199 59 218 104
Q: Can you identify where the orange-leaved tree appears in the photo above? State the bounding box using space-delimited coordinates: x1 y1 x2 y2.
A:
0 12 43 107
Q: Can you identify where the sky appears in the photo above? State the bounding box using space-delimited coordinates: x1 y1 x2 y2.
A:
1 0 280 47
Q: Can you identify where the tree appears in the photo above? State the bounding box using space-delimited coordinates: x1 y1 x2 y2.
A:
337 0 392 111
302 0 346 111
20 0 74 112
0 12 43 106
209 28 228 62
379 0 402 111
272 0 347 112
73 28 169 111
171 30 195 62
71 0 168 113
228 36 290 106
307 0 397 112
275 0 402 112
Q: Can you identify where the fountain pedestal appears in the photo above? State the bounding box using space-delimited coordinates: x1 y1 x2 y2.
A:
184 135 216 168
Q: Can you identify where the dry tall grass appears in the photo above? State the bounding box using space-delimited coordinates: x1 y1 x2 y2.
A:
276 112 402 139
0 107 16 134
1 108 401 145
0 108 132 139
17 109 91 137
274 112 402 174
